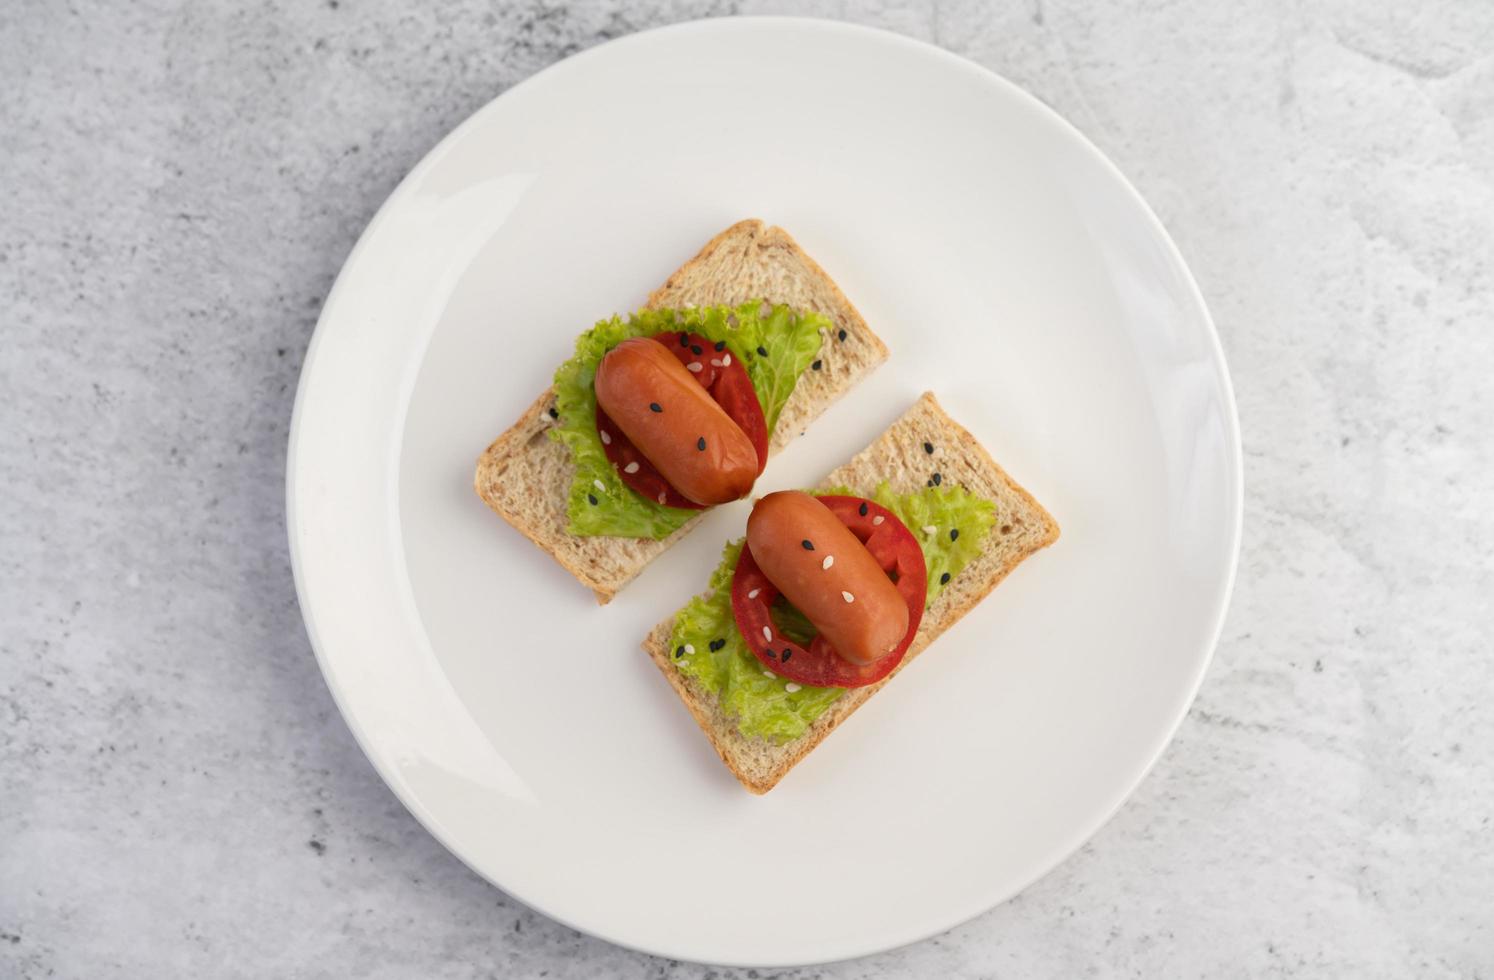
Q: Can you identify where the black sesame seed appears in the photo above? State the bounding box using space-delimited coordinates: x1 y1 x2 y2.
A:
678 332 689 347
587 493 598 506
756 345 768 357
710 638 725 652
714 340 726 351
940 572 951 585
675 645 685 658
781 650 792 663
950 528 959 541
691 344 703 355
923 441 934 454
548 407 559 419
766 648 778 660
932 472 943 486
926 479 934 487
811 359 822 371
649 402 662 413
801 539 814 551
858 501 868 516
697 436 706 451
837 328 847 342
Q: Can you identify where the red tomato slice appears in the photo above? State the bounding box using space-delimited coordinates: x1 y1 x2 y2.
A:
595 331 768 509
730 496 928 688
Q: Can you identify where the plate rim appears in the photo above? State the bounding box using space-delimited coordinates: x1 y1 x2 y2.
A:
287 15 1243 967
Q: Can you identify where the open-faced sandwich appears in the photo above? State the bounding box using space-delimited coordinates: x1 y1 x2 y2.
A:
644 393 1060 793
475 220 889 602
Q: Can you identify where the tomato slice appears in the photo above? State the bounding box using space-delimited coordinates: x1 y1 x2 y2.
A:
595 331 768 509
730 496 928 688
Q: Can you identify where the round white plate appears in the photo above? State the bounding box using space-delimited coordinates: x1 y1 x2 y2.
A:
288 17 1241 968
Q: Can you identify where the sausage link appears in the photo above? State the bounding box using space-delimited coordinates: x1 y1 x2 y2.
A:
594 337 757 506
746 491 909 665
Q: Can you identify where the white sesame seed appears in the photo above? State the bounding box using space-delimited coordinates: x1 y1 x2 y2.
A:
822 555 834 570
748 588 760 600
872 515 885 525
683 643 695 655
593 480 606 493
710 358 723 367
722 354 731 367
785 683 801 693
763 669 775 678
657 492 666 504
623 461 639 474
922 524 938 536
762 626 772 642
842 591 855 603
687 362 703 373
599 430 611 445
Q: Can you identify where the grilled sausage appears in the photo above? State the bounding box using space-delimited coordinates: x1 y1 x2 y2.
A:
745 491 909 665
594 337 758 506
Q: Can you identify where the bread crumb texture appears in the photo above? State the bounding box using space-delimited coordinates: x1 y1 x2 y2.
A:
474 220 888 603
643 392 1059 793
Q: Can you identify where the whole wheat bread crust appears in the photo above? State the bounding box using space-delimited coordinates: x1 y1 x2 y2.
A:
474 219 887 603
642 392 1060 793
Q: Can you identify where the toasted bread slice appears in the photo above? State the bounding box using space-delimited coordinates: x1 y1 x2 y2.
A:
643 392 1060 794
474 220 889 603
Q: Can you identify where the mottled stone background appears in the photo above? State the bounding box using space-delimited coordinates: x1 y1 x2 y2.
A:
3 1 1492 977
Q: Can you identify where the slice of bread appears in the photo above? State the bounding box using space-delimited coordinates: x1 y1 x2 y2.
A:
474 220 889 603
643 392 1060 794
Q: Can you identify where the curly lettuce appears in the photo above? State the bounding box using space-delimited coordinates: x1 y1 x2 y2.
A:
549 303 825 538
668 484 997 742
670 541 847 743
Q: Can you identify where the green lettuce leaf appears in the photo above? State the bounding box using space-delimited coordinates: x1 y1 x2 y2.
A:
667 484 997 742
670 541 847 743
549 304 826 538
863 483 998 602
729 304 824 435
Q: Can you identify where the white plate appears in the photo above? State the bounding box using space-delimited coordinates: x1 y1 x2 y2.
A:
288 17 1241 968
